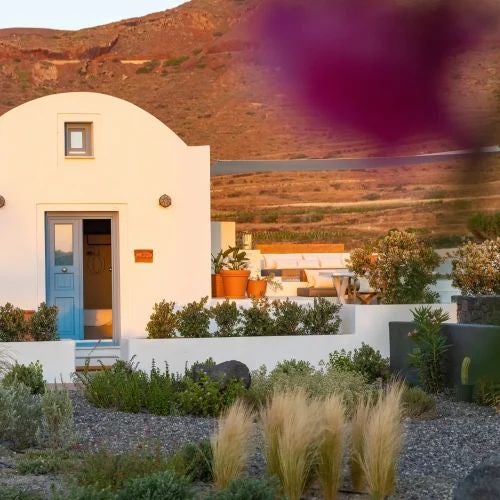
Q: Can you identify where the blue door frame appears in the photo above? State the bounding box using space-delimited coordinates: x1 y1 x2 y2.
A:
46 216 84 340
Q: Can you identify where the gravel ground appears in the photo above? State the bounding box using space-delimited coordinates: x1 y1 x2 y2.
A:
1 393 498 499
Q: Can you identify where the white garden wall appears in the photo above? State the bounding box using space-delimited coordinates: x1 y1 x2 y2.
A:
121 302 457 373
0 340 75 383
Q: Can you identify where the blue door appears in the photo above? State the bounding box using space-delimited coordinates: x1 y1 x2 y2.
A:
46 217 83 340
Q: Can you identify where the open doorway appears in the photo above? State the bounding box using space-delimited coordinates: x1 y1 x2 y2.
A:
83 219 113 340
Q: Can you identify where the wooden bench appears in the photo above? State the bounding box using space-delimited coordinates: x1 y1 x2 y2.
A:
255 243 345 254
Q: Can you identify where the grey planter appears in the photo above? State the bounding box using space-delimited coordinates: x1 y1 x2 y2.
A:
389 322 500 388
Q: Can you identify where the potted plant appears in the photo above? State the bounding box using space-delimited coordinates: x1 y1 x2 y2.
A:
220 247 250 299
457 356 474 402
211 250 226 298
247 272 283 298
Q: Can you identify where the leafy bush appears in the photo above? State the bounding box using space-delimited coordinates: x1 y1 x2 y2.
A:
328 344 390 383
116 470 192 500
0 382 41 449
209 477 282 499
211 300 240 337
2 361 45 394
17 449 74 475
451 238 500 295
239 299 275 337
408 306 450 393
29 302 58 341
249 363 371 413
0 487 44 500
272 299 305 336
40 385 74 449
468 211 500 240
177 374 246 417
401 385 436 418
177 297 210 338
136 59 160 74
348 230 441 304
167 440 213 482
77 447 168 492
302 298 341 335
76 359 244 417
0 302 26 341
272 359 314 376
146 300 178 339
164 55 189 67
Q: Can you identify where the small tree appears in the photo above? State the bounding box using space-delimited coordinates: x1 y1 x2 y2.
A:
348 230 441 304
30 303 58 341
177 297 211 338
146 300 178 339
451 238 500 295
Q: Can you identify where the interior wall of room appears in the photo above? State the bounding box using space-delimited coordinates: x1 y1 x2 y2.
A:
83 234 112 309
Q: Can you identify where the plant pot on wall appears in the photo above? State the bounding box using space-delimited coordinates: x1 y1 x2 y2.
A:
220 270 251 299
456 384 474 402
211 274 225 298
247 279 267 299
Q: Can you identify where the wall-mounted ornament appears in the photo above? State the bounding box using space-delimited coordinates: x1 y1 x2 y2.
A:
0 196 5 208
159 194 172 208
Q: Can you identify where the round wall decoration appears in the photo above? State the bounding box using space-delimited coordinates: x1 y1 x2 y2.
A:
159 194 172 208
0 196 5 208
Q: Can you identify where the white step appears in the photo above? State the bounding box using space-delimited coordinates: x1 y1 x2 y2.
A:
75 345 121 369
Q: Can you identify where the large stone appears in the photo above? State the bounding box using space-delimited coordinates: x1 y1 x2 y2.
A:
453 295 500 326
454 453 500 500
194 360 251 389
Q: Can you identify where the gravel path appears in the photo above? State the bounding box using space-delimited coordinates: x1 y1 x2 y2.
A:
1 393 498 499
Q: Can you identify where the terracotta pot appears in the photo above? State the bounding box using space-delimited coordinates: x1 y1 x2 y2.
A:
247 279 267 298
211 274 225 298
220 270 251 299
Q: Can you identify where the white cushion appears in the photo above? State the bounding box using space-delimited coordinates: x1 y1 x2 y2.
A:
319 256 345 268
263 255 277 269
304 269 334 288
300 257 320 268
358 277 376 293
273 257 300 269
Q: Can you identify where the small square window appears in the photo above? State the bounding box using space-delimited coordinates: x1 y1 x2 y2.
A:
65 123 93 157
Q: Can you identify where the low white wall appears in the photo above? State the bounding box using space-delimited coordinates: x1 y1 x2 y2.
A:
0 340 75 383
122 303 457 373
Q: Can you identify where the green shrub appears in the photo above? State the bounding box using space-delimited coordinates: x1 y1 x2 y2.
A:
401 386 436 418
239 299 275 337
248 363 370 413
0 302 26 341
166 439 213 482
211 300 240 337
177 373 246 417
116 470 192 499
146 300 178 339
272 299 305 336
29 302 58 341
328 344 390 383
408 306 450 394
0 487 44 500
209 477 282 499
77 447 168 492
0 382 41 449
272 359 314 376
17 449 74 475
177 297 210 338
348 229 441 304
164 55 189 67
143 360 178 415
58 487 115 500
468 211 500 240
3 361 45 394
302 298 341 335
136 60 160 74
40 384 74 449
475 378 500 408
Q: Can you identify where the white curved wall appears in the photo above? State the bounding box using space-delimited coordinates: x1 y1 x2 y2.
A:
0 92 211 338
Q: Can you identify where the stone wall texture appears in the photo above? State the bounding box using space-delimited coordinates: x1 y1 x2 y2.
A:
453 295 500 325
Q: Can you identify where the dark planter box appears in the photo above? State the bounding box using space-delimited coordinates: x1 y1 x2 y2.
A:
389 322 500 387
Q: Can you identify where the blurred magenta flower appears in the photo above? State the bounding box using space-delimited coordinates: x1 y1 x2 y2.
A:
258 0 497 147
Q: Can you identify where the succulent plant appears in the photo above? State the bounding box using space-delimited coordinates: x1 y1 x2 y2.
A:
461 357 471 385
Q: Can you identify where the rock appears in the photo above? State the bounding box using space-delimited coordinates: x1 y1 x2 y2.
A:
194 360 251 389
454 453 500 500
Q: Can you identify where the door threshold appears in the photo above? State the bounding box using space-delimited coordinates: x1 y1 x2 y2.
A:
76 340 118 349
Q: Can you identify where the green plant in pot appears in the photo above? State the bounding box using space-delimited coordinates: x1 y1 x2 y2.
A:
246 272 283 299
457 357 474 402
211 250 226 298
220 247 250 299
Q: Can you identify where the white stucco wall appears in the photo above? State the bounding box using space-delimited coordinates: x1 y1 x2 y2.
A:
0 92 210 339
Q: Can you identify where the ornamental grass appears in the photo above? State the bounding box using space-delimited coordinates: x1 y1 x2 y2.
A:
317 394 346 500
211 400 254 490
361 383 404 500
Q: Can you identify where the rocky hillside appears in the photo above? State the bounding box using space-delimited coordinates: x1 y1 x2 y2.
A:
0 0 499 160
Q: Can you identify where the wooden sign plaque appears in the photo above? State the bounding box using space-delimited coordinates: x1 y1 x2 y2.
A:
134 249 154 263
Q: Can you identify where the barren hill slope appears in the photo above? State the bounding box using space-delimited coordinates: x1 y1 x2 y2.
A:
0 0 499 160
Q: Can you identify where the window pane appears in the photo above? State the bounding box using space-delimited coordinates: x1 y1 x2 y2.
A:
70 130 84 149
55 224 73 266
